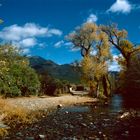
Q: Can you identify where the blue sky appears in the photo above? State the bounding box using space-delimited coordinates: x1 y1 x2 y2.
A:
0 0 140 70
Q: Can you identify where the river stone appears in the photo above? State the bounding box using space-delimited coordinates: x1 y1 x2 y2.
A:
69 124 74 129
89 122 96 129
16 132 23 137
65 111 69 114
38 134 46 139
0 122 9 128
57 104 63 109
61 136 78 140
119 112 130 119
64 123 69 129
81 123 87 127
25 136 35 140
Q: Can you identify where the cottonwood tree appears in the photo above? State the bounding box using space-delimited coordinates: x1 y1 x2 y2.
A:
101 24 140 93
67 23 112 97
101 24 140 68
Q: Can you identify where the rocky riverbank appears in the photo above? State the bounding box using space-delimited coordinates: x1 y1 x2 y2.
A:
1 95 140 140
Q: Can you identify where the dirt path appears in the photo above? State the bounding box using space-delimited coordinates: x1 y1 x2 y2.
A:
6 95 97 110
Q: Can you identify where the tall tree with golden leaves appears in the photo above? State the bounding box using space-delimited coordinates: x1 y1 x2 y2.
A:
67 23 112 97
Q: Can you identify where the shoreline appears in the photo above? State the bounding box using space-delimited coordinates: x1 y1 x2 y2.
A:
5 95 97 111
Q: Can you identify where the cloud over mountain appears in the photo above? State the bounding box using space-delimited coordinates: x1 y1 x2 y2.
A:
0 23 62 53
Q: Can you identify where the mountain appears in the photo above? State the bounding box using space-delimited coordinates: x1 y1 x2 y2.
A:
28 56 81 83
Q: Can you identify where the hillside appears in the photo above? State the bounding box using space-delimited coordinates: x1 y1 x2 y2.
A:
28 56 81 83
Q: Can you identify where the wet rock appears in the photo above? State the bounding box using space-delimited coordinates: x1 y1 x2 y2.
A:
125 131 129 134
64 123 69 129
119 112 130 119
103 119 110 122
61 136 78 140
4 137 11 140
81 123 87 127
69 124 74 129
89 137 96 140
100 112 105 115
57 104 63 109
65 111 69 114
0 122 9 128
16 132 23 137
89 122 96 129
25 136 35 140
37 134 46 139
98 131 102 135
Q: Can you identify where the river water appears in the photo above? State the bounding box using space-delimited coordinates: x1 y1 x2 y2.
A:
59 94 140 113
55 94 140 139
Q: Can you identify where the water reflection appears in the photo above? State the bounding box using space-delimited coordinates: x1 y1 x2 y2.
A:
59 94 140 114
59 106 90 113
122 94 140 109
109 94 123 112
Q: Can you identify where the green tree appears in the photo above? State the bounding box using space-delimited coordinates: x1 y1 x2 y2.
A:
0 44 40 97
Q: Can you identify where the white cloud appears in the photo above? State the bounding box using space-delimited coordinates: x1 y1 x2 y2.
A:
54 40 64 48
90 50 97 56
0 23 63 54
0 23 62 41
108 54 122 71
48 29 62 36
107 0 132 14
86 14 98 23
22 48 30 54
19 38 37 47
109 61 121 71
70 47 80 52
64 42 73 46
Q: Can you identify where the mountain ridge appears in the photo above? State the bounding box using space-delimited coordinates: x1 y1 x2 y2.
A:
28 56 81 83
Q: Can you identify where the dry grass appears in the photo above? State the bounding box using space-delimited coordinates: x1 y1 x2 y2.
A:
0 97 42 138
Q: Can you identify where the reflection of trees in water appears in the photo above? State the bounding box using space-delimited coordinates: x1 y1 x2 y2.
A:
122 94 140 109
109 94 140 111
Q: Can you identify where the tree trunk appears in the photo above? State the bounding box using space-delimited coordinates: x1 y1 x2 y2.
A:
102 75 111 97
89 83 96 97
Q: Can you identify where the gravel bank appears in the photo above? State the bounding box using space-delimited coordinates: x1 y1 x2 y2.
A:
5 95 97 110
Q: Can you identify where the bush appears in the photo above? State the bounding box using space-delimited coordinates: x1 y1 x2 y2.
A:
0 44 40 97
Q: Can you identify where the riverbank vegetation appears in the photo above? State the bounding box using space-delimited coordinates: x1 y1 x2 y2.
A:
67 22 140 98
0 22 140 98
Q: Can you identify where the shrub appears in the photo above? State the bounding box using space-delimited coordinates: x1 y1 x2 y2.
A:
0 44 40 97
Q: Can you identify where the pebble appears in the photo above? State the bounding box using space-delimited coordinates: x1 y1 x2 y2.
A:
61 136 78 140
81 123 87 127
65 111 69 114
0 122 9 128
38 134 46 139
57 104 63 109
119 112 130 119
25 136 35 140
16 132 23 137
98 131 102 135
103 119 110 122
